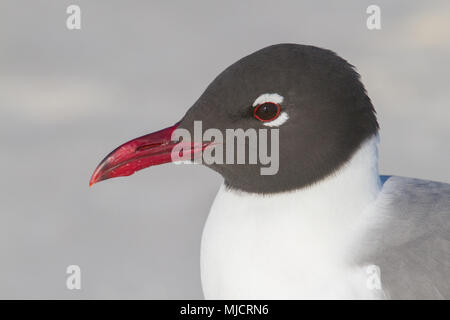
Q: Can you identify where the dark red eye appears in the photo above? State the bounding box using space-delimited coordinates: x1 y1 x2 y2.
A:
253 102 281 122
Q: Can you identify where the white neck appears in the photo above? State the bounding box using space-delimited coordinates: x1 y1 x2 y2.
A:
279 134 382 231
219 134 381 230
201 134 383 299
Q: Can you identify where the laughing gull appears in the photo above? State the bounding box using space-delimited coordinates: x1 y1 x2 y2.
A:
90 44 450 299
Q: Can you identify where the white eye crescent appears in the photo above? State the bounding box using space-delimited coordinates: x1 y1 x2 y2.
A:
252 93 289 127
262 112 289 127
252 93 284 107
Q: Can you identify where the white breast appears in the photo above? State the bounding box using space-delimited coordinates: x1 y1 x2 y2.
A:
200 135 387 299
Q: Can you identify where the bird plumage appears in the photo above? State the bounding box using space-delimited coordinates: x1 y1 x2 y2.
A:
90 43 450 299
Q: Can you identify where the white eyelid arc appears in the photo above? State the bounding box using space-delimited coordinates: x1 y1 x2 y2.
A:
263 112 289 127
252 93 284 107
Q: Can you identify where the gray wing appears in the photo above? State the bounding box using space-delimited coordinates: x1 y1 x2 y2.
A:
356 176 450 299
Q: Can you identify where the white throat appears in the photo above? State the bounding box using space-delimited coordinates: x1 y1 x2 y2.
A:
200 135 384 299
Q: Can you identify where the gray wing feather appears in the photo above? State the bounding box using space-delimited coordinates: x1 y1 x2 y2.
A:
356 176 450 299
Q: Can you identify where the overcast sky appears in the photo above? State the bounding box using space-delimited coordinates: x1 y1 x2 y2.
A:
0 0 449 298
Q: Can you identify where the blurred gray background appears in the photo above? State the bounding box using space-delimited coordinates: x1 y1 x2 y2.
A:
0 0 449 299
